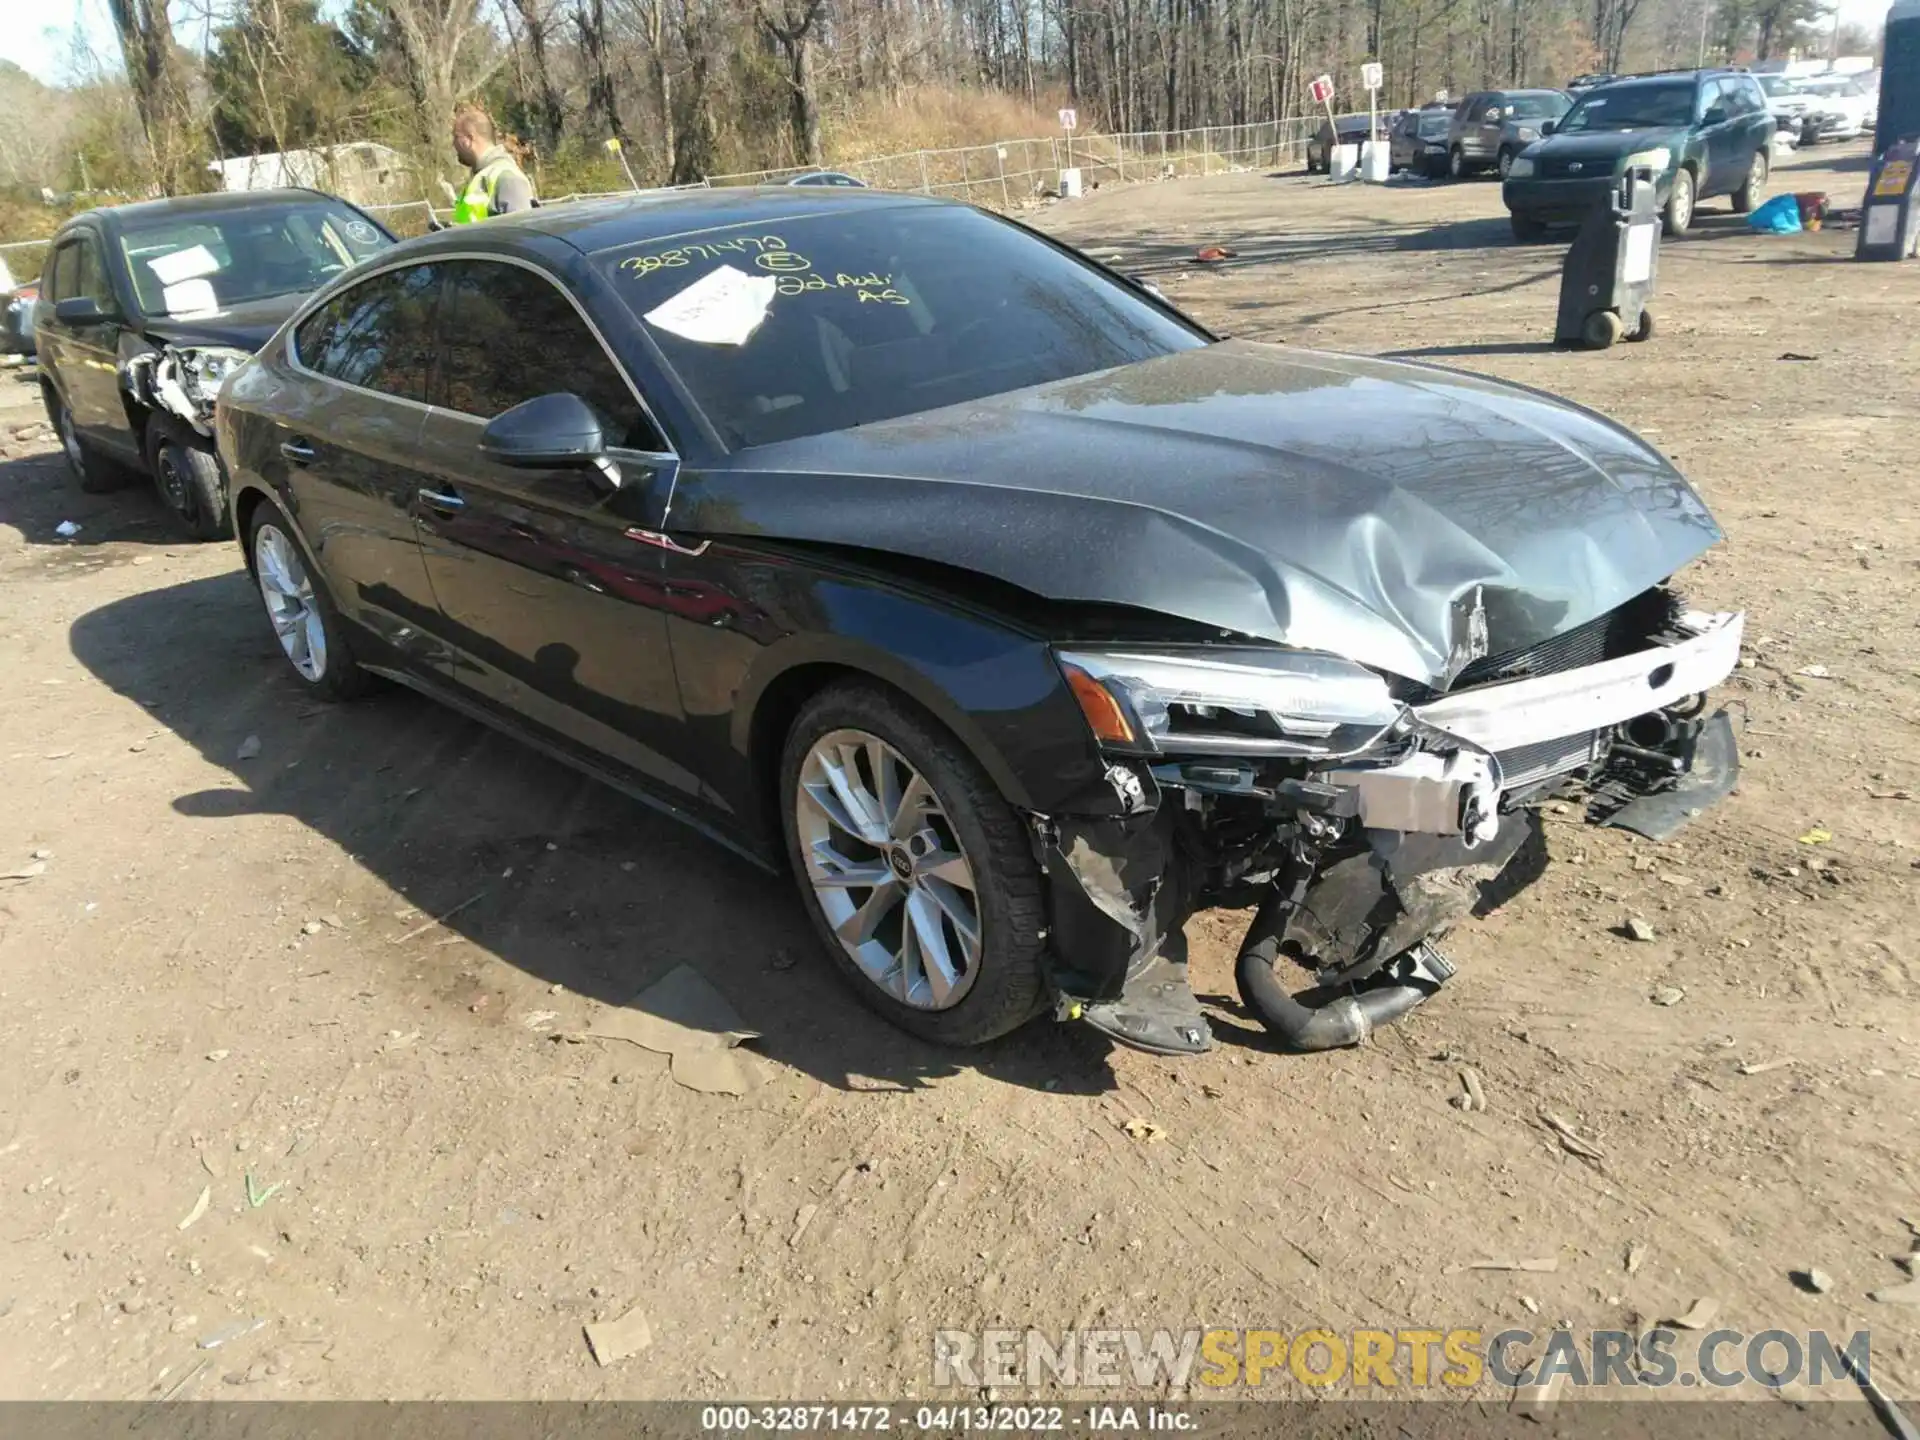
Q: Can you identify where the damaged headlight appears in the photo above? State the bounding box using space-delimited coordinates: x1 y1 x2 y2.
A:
1056 648 1404 759
174 346 253 406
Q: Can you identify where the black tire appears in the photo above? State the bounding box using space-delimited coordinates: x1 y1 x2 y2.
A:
1448 146 1467 180
244 497 374 702
149 428 232 541
1731 147 1768 214
1509 211 1549 243
44 387 123 494
1628 308 1656 343
778 682 1048 1048
1662 167 1695 238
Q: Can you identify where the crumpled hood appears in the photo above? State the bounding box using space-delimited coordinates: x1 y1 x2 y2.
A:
141 291 305 353
683 340 1721 686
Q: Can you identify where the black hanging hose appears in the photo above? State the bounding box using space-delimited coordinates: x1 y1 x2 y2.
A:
1233 891 1445 1051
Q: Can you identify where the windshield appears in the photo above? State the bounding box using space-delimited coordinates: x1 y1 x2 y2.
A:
1804 76 1866 97
1418 114 1451 137
597 205 1207 449
1758 75 1803 96
118 201 391 316
1506 94 1570 120
1558 82 1695 133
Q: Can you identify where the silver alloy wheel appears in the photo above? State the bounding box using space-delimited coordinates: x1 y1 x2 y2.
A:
1749 151 1767 192
1498 149 1513 179
796 728 982 1011
1670 171 1694 230
254 523 328 682
56 405 82 474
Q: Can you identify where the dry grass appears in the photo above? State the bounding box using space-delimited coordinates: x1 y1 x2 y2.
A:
826 85 1075 162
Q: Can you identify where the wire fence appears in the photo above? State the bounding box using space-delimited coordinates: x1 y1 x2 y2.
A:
2 117 1322 280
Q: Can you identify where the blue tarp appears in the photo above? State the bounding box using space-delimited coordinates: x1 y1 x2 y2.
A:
1747 193 1803 234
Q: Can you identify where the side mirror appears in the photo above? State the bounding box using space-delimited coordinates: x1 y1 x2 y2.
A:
1540 120 1557 135
480 392 617 483
54 296 114 325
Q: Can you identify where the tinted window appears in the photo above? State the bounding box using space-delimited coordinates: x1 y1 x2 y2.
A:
74 236 112 306
433 259 660 451
1418 113 1452 137
46 242 79 303
294 263 438 401
118 200 390 317
1505 93 1570 120
1558 82 1697 132
595 206 1207 449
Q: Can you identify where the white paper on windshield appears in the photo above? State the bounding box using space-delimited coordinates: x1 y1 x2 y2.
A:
1622 223 1655 284
643 264 776 346
1863 204 1898 247
161 278 218 316
147 244 221 286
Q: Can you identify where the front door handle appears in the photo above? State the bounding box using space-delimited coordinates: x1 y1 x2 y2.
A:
280 438 316 465
417 487 465 511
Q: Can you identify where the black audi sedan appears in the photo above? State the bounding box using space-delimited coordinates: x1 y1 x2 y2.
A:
215 188 1744 1057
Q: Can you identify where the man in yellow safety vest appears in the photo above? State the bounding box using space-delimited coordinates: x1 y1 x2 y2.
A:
450 106 534 223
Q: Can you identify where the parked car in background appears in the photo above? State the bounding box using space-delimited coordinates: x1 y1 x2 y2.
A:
34 189 392 537
1306 114 1380 172
1503 70 1774 240
215 188 1744 1058
1448 89 1572 178
786 171 868 188
1757 72 1815 138
1796 73 1877 142
1 257 35 360
1389 107 1455 176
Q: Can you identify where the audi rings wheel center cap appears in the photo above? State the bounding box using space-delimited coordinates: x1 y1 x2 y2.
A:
887 847 916 882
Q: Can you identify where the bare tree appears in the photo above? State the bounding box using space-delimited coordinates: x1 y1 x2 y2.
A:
106 0 196 192
383 0 504 156
757 0 829 165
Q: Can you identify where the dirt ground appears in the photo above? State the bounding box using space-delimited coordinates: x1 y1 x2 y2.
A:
1 144 1916 1407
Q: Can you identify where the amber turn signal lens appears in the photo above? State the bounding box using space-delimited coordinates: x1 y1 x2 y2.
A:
1062 663 1136 745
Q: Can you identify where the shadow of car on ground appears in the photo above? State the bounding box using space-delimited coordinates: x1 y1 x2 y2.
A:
67 569 1127 1097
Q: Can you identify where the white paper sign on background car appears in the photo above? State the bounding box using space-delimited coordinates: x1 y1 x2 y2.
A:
161 278 219 316
147 244 221 286
643 264 777 346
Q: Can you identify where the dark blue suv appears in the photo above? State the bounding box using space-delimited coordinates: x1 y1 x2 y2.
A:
1502 69 1776 240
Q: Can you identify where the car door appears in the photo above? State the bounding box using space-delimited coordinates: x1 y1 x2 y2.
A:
409 256 702 801
1696 79 1741 196
1472 93 1507 159
1731 76 1775 163
50 229 136 459
273 262 446 658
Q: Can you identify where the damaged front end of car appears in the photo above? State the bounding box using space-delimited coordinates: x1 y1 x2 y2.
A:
123 344 252 439
1032 585 1743 1056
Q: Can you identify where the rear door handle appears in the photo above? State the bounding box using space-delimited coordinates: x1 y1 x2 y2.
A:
417 487 465 511
280 438 316 465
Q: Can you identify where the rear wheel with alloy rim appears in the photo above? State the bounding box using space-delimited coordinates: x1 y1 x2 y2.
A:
780 684 1047 1046
1662 167 1695 237
247 499 372 701
1449 146 1466 179
1731 148 1768 213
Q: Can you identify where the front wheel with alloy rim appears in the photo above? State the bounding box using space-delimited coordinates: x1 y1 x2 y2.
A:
1448 147 1467 180
1731 148 1769 213
780 684 1048 1047
246 500 373 701
1662 167 1696 237
1497 148 1516 180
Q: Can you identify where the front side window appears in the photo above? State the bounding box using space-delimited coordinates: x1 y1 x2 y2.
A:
432 259 661 450
596 206 1206 450
1558 82 1697 132
74 236 112 306
293 263 438 402
118 201 391 317
46 242 79 303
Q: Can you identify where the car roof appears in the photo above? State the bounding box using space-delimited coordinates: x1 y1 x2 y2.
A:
1489 88 1568 98
63 187 343 234
1588 69 1733 93
404 185 948 258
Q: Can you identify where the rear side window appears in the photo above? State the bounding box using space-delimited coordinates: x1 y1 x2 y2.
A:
293 263 439 402
432 259 661 451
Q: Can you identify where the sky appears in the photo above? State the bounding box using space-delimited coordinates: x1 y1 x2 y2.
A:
2 0 1899 88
